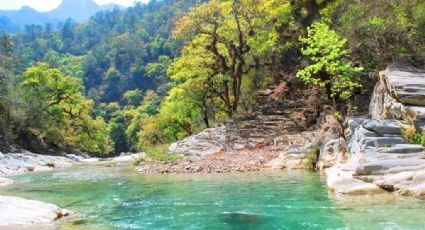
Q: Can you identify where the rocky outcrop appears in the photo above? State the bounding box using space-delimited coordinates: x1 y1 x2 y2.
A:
169 83 321 157
324 118 425 195
168 126 226 156
322 66 425 196
0 195 71 228
0 151 77 177
370 65 425 121
266 131 318 169
324 65 425 198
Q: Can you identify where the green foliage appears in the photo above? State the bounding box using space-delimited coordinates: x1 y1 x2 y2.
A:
303 146 320 170
133 157 145 166
335 0 425 69
18 63 113 154
45 162 55 168
401 125 425 146
297 22 363 102
143 144 183 162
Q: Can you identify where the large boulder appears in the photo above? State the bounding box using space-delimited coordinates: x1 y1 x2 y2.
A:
0 195 70 228
383 68 425 106
169 126 226 156
371 66 425 120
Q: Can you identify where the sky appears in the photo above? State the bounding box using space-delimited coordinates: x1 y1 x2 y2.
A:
0 0 148 12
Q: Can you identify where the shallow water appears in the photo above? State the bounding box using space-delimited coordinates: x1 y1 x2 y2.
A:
1 163 425 229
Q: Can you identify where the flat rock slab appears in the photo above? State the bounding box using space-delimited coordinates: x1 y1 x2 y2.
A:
377 144 424 154
361 119 403 135
0 195 70 228
382 69 425 106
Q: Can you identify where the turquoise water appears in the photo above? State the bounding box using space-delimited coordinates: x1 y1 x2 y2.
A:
1 163 425 229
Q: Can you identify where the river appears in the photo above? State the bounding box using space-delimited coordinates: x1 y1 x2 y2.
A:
1 163 425 229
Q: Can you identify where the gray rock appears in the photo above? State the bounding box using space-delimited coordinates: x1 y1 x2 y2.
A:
362 136 407 148
382 69 425 106
362 119 403 135
169 126 226 156
377 144 424 154
0 195 70 228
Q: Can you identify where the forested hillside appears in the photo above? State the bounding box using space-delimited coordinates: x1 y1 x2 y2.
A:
1 0 424 156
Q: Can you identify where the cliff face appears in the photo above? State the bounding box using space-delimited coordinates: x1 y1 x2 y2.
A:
323 66 425 198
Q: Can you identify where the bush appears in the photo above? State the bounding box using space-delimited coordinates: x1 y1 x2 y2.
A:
45 162 55 168
133 157 145 166
401 125 425 146
303 146 320 170
144 144 183 162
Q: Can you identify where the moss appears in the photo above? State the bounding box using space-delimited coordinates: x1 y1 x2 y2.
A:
303 146 320 171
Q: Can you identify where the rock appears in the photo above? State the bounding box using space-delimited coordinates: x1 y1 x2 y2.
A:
382 68 425 106
0 177 13 186
80 158 99 163
169 126 226 156
0 195 70 228
371 66 425 120
65 154 85 162
326 167 383 195
362 137 407 148
0 152 77 176
0 152 3 159
361 119 403 135
377 144 424 154
112 153 146 162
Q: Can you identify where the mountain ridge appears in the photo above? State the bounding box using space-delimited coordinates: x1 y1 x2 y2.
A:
0 0 124 33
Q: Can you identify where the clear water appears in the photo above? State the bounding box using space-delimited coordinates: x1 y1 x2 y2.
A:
1 163 425 229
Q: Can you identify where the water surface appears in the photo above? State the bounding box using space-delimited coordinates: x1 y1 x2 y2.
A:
1 163 425 229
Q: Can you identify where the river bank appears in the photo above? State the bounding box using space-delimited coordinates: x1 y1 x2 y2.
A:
0 151 144 228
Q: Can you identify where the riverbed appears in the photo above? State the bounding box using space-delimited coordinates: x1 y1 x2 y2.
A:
1 163 425 229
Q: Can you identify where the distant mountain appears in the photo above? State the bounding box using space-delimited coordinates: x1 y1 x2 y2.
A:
0 0 121 33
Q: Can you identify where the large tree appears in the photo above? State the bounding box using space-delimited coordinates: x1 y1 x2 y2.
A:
18 63 113 154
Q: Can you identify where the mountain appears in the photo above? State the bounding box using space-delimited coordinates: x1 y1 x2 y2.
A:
48 0 121 22
0 0 121 33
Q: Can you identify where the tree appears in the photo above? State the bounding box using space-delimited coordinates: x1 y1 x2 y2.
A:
297 22 363 106
18 63 113 154
173 0 273 116
297 22 363 139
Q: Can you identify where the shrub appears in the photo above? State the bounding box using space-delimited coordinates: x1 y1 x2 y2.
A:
303 146 320 170
401 125 425 146
144 144 183 162
45 162 55 168
133 157 145 166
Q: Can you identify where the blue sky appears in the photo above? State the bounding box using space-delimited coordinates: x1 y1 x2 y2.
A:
0 0 149 12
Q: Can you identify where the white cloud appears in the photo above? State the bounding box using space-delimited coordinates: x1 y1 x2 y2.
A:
0 0 148 12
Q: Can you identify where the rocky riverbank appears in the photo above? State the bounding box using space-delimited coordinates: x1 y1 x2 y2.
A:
321 65 425 198
0 150 144 228
138 65 425 200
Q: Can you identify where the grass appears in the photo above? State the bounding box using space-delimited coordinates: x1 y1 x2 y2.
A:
401 125 425 146
303 146 320 171
45 162 55 168
132 157 145 166
143 144 183 162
